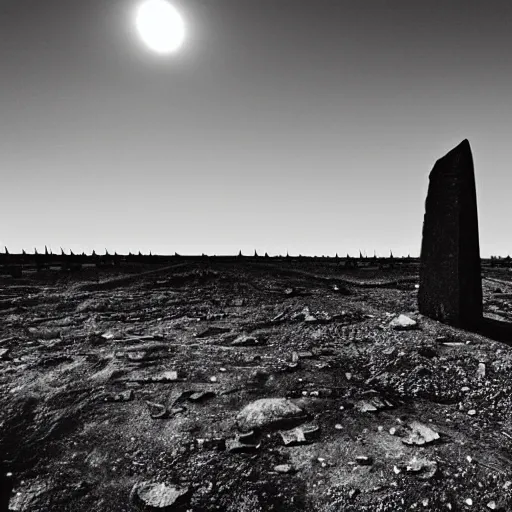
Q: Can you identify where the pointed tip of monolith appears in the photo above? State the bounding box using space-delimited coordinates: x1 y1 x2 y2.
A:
445 138 471 157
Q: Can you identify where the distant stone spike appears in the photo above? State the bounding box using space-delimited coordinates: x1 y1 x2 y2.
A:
45 246 49 256
390 250 394 259
70 249 75 256
138 251 142 256
238 250 242 257
4 247 8 255
22 249 26 255
61 247 65 256
254 250 258 257
359 251 363 259
175 252 180 257
264 252 269 258
92 250 97 256
34 248 38 255
105 249 110 256
418 139 482 329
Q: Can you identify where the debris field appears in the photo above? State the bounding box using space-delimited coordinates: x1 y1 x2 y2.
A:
2 258 512 511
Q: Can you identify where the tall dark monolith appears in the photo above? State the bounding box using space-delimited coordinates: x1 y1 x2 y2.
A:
418 139 483 329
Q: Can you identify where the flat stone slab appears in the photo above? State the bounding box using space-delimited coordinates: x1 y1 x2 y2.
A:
130 481 190 510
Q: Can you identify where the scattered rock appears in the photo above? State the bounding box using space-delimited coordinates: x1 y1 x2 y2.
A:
188 391 216 403
477 362 486 379
280 425 319 446
106 389 134 402
226 437 260 453
145 400 168 419
232 335 261 347
130 481 190 510
405 457 438 479
402 421 440 446
274 464 293 474
236 398 306 431
389 314 418 330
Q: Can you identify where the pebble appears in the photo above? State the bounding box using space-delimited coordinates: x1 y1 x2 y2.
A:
465 498 473 506
210 376 217 382
274 464 293 474
468 410 476 416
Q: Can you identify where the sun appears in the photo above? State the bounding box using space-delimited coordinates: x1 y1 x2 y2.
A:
135 0 185 54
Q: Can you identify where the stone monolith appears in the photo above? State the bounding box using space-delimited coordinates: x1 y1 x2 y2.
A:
418 139 483 329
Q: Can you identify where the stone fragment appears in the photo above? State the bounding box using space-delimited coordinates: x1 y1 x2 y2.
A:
236 398 305 431
389 315 418 330
130 481 190 510
279 425 319 446
226 437 260 453
402 421 440 446
418 139 483 329
232 335 261 347
405 457 438 479
355 400 378 413
188 391 215 403
274 464 293 474
145 400 168 419
477 362 486 379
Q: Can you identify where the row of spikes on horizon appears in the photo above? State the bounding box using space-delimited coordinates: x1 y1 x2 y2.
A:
0 247 413 259
2 248 510 260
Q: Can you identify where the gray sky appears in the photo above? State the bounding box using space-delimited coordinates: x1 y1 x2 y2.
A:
1 0 511 256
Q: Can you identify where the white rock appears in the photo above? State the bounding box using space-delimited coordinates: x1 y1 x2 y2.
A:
389 314 418 330
131 482 189 509
236 398 305 431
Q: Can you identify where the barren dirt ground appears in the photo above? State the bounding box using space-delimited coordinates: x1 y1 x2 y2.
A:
2 259 512 511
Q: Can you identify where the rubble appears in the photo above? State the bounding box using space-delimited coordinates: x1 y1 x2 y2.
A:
2 258 512 511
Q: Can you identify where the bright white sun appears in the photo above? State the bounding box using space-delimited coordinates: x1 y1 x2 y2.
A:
135 0 185 54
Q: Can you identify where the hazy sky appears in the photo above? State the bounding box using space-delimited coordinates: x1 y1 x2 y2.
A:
1 0 511 257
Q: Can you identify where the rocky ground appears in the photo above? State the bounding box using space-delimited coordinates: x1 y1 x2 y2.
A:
2 258 512 511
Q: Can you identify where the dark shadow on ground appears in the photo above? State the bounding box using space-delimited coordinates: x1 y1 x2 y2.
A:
478 317 512 344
